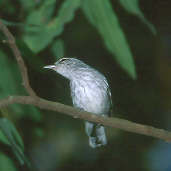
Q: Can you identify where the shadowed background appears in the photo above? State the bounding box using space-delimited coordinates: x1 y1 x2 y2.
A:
0 0 171 170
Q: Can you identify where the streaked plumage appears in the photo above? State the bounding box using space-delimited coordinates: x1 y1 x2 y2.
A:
44 58 112 148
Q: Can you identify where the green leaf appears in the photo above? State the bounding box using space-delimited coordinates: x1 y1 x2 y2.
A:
51 39 65 59
82 0 136 79
119 0 156 34
23 0 81 53
0 152 17 171
1 19 40 28
0 128 11 146
0 118 30 166
0 118 24 150
1 19 25 27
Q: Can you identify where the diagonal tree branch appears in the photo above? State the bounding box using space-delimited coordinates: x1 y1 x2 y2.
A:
0 19 171 144
0 96 171 142
0 20 36 97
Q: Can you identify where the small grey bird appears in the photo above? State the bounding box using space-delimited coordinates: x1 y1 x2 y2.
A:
44 58 112 148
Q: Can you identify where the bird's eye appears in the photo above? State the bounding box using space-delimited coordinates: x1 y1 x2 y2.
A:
58 58 68 64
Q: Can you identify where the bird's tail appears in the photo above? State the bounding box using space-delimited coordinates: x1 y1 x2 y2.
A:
85 121 107 148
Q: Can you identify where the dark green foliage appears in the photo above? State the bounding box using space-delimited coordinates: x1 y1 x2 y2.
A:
0 118 30 168
0 0 158 170
23 0 81 53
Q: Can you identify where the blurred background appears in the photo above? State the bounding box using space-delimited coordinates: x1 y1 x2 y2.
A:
0 0 171 170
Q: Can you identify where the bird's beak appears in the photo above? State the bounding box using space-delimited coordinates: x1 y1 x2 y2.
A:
43 65 56 69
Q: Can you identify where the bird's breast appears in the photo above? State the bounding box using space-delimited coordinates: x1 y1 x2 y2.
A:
70 80 110 115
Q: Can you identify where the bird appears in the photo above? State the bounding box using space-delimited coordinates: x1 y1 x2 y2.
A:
44 57 112 148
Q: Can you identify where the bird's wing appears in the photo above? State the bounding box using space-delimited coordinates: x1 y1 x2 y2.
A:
107 86 113 117
103 78 113 117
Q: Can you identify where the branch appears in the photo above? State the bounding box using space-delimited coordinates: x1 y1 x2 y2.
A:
0 96 171 142
0 19 171 144
0 20 36 97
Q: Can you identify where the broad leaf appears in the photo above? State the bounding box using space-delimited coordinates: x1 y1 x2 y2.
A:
0 118 30 166
119 0 156 34
23 0 81 53
82 0 136 79
0 152 17 171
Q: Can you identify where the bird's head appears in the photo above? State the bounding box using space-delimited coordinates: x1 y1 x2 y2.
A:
44 57 87 80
